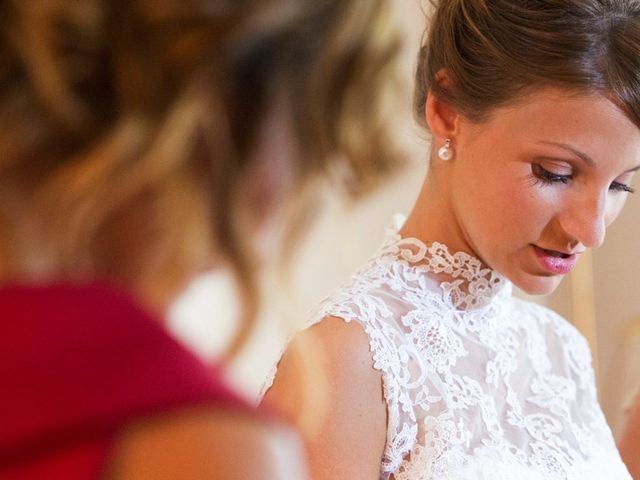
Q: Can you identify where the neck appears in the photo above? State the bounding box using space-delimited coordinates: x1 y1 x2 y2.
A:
400 171 474 258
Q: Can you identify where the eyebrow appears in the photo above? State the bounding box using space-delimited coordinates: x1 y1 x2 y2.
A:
536 141 595 167
536 140 640 173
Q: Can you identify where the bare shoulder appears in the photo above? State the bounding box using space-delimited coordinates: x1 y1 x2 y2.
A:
107 407 307 480
263 317 384 419
262 316 386 479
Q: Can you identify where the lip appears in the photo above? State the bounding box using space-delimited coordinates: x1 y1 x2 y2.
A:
532 245 580 275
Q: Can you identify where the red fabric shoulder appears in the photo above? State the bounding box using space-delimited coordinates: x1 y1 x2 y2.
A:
0 282 248 478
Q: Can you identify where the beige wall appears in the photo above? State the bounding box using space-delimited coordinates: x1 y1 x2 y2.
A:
591 192 640 434
169 0 640 438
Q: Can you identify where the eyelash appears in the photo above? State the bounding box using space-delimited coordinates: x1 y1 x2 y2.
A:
532 164 636 194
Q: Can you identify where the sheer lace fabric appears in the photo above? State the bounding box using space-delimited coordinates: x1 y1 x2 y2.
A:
263 216 631 479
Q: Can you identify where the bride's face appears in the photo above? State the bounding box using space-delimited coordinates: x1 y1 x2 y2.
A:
447 89 640 295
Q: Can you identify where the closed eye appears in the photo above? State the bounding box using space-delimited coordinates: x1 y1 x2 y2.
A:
610 181 635 193
532 164 571 185
533 164 636 193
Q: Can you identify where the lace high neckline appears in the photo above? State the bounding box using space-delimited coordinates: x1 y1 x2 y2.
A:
380 214 510 310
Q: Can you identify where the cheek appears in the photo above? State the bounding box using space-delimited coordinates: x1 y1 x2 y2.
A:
478 180 545 228
477 183 559 252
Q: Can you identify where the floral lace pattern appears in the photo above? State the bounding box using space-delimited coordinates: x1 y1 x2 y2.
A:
263 216 631 479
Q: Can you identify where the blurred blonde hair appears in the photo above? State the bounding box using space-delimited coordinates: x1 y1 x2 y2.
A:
0 0 403 356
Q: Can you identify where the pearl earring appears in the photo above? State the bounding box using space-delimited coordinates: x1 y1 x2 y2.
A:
438 138 453 161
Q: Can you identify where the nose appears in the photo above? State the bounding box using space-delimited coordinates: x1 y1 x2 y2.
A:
557 190 607 249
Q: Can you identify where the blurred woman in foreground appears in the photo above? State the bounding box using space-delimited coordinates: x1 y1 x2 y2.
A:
0 0 402 478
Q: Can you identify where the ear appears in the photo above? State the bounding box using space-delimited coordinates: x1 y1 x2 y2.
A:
425 70 460 142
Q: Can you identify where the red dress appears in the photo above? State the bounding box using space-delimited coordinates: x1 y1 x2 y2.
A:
0 283 248 479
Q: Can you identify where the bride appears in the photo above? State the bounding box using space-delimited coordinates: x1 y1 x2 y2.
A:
262 0 640 478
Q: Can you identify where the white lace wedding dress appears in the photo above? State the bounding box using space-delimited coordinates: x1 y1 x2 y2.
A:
263 215 631 479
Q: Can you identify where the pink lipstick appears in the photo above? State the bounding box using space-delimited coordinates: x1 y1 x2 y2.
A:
532 245 579 275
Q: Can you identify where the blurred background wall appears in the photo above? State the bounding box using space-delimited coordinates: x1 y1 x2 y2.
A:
168 0 640 438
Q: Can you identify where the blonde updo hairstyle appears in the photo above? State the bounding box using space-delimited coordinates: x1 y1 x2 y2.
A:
415 0 640 132
0 0 402 356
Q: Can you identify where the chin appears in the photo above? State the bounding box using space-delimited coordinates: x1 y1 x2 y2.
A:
511 272 564 296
